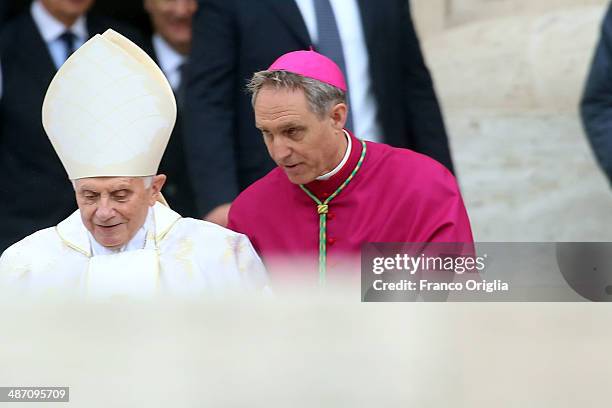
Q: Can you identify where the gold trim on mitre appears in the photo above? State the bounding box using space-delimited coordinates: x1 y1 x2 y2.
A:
42 29 176 180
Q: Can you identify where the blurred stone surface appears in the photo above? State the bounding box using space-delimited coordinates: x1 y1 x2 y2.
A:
1 297 611 407
411 1 612 241
412 0 609 32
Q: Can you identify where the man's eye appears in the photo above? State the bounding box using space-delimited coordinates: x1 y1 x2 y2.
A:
286 128 301 139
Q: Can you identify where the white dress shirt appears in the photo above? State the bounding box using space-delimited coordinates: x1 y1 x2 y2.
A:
152 34 186 92
31 0 88 69
294 0 383 142
0 0 88 100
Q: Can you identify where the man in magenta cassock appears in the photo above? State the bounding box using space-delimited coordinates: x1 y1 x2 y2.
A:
228 50 473 284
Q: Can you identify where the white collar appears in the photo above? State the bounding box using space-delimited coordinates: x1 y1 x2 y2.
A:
316 130 352 181
56 202 182 258
31 0 88 43
152 33 185 77
88 206 156 256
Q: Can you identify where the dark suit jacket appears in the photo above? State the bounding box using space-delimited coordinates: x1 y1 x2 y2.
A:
0 11 144 251
145 40 198 218
0 2 10 26
581 4 612 185
184 0 453 216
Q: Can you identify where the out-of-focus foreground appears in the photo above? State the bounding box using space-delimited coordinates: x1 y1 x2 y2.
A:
1 295 611 407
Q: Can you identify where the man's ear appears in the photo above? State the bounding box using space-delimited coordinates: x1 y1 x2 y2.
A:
329 102 348 131
149 174 167 206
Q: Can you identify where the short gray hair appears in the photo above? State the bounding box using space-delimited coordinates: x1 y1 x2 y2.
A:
247 70 346 118
71 176 154 190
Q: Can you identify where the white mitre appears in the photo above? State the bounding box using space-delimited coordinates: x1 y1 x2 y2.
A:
42 29 176 179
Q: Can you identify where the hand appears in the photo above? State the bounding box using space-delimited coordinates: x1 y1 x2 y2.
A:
203 203 232 227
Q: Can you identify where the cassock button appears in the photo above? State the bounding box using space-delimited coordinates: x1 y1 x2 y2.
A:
328 237 337 246
322 192 330 198
327 212 335 220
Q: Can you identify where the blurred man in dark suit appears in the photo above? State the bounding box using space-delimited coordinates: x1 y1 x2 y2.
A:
0 0 143 252
0 2 10 26
581 4 612 186
184 0 454 227
0 0 29 26
92 0 152 37
143 0 198 217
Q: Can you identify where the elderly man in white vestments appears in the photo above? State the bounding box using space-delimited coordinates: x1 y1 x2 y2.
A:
0 29 267 298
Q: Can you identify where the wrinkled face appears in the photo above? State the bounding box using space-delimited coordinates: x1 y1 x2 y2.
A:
254 86 347 185
40 0 94 26
75 176 165 249
145 0 197 54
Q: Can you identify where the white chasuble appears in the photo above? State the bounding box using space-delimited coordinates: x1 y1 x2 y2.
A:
0 203 268 298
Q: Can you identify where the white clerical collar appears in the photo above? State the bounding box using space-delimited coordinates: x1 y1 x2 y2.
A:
152 33 185 90
88 206 156 256
31 0 88 43
316 130 352 181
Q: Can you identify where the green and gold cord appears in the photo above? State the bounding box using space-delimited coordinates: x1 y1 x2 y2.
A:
299 140 367 285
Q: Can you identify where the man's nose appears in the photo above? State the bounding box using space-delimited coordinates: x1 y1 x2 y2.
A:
95 198 116 221
270 138 292 162
174 0 195 17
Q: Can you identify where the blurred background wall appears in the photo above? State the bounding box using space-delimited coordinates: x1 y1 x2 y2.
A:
411 0 612 241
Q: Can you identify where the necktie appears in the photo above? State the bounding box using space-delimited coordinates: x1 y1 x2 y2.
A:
313 0 354 132
176 61 188 110
58 31 76 64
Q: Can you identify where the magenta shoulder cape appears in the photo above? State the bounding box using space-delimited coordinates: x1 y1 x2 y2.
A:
228 132 473 280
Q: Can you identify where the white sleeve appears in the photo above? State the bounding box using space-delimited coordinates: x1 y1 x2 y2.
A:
233 233 271 292
0 241 31 289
